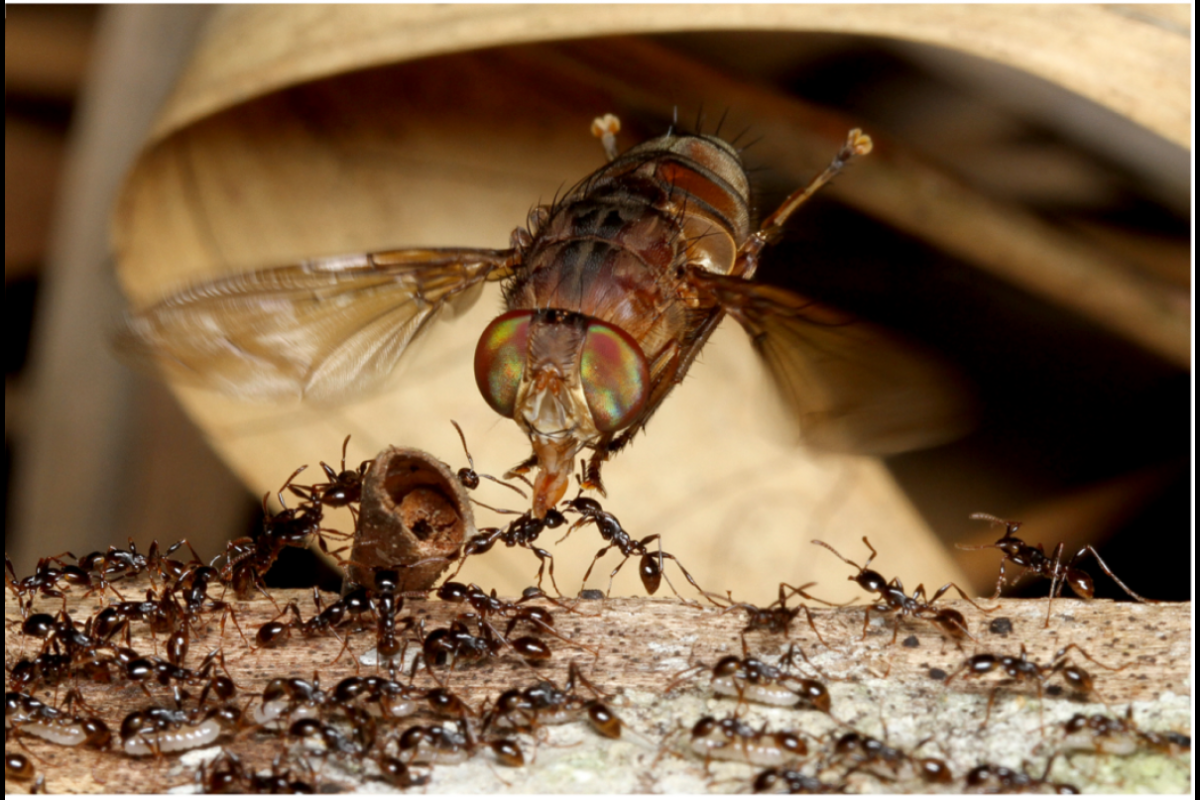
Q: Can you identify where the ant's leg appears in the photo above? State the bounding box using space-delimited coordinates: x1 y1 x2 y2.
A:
580 544 617 596
1044 543 1068 627
1077 546 1156 604
929 582 1001 613
527 546 561 598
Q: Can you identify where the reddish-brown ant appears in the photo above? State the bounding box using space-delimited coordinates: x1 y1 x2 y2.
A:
395 720 525 768
960 513 1155 627
945 643 1126 729
963 757 1078 794
812 536 995 646
687 715 810 769
563 496 706 601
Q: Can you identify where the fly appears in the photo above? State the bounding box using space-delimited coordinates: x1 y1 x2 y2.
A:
119 114 970 517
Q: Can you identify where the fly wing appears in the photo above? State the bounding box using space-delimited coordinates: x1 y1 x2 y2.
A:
700 273 976 454
117 248 514 404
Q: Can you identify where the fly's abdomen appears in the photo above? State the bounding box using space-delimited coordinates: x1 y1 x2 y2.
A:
508 133 753 353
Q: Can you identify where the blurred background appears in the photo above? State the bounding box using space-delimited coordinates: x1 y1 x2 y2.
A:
6 6 1190 604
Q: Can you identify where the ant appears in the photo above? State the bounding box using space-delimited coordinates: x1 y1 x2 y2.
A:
687 715 810 769
484 661 623 739
299 435 373 521
254 587 365 666
449 510 566 595
812 537 996 647
436 581 599 657
5 751 36 781
563 496 706 601
963 757 1078 794
1055 705 1191 757
826 730 953 786
945 643 1126 729
5 692 113 751
125 648 238 707
81 538 203 588
5 554 98 615
121 702 243 757
668 641 833 715
420 614 552 674
708 582 836 650
750 767 846 794
220 466 354 601
395 720 525 768
450 420 529 502
960 513 1155 627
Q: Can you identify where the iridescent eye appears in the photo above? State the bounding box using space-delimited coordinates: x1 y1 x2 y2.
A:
475 310 532 418
579 320 648 433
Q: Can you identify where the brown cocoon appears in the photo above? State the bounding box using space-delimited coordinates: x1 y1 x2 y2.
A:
347 446 473 592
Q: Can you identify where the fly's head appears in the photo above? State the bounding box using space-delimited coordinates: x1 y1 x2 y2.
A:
474 308 648 516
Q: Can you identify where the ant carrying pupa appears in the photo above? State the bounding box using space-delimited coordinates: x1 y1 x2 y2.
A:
944 642 1129 729
667 639 835 716
812 536 996 647
960 513 1156 627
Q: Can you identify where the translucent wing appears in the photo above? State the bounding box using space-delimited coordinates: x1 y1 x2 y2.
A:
117 248 514 403
699 273 977 454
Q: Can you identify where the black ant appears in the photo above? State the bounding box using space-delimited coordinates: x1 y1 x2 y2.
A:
563 496 706 601
450 420 529 502
435 581 598 657
121 702 243 757
254 588 364 667
708 582 836 650
813 537 996 647
5 692 113 751
420 613 552 674
5 751 36 781
960 513 1155 627
449 510 566 595
395 720 525 768
826 729 953 786
5 554 99 615
668 641 833 716
220 466 344 601
484 661 623 739
945 643 1127 729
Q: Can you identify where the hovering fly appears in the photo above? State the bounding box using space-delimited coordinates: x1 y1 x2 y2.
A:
120 115 970 518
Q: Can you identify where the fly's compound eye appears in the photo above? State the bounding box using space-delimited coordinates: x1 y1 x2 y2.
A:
475 310 532 418
580 320 648 432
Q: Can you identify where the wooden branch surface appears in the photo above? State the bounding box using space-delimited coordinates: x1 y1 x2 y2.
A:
4 579 1191 794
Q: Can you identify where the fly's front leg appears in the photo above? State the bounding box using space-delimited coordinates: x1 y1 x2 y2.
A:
735 128 873 281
